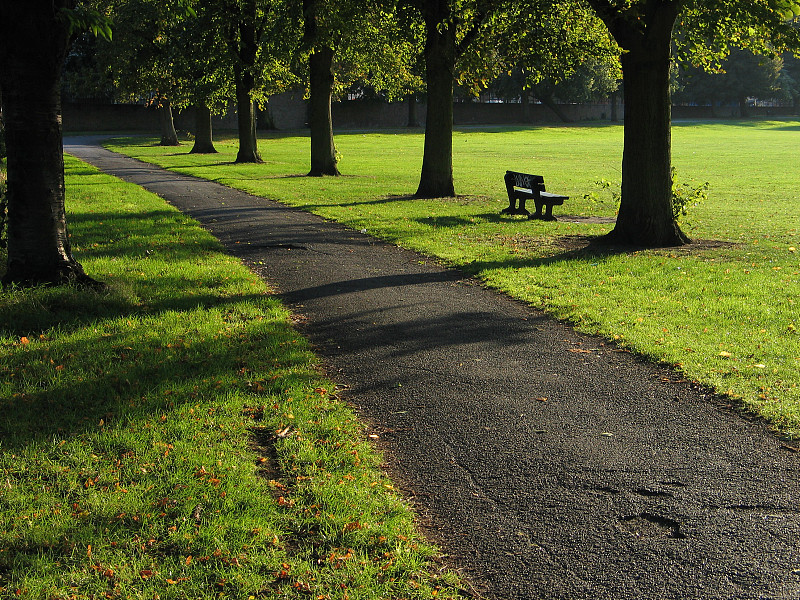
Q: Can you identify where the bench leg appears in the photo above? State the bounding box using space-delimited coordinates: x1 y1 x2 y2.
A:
529 201 545 220
501 196 530 216
500 197 517 215
528 202 557 221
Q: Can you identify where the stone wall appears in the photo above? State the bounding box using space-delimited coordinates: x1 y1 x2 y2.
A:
62 96 796 134
63 103 160 132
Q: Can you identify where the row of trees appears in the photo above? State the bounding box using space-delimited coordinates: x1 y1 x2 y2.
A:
673 49 800 114
1 0 800 287
485 49 800 118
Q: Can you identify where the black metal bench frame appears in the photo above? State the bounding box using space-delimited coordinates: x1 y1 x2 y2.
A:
502 171 568 221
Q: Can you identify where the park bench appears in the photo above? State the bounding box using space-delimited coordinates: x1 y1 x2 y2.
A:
502 171 568 221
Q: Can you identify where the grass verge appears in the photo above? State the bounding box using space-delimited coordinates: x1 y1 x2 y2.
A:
0 156 458 599
104 121 800 436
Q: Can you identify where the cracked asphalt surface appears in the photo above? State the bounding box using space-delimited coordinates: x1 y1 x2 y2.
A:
66 137 800 600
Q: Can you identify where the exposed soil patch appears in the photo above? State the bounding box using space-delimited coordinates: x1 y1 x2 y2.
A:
558 214 617 225
552 233 742 255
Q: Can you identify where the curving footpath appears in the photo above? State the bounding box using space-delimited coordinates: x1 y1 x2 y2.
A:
65 137 800 600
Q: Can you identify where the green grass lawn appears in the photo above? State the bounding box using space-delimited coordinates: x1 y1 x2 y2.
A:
104 120 800 437
0 157 459 599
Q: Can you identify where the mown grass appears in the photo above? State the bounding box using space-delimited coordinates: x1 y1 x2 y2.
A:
105 120 800 436
0 156 459 599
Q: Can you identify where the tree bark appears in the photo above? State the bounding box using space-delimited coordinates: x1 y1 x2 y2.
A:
158 98 179 146
406 93 420 127
609 43 689 246
521 88 532 123
0 1 101 288
738 95 750 118
587 0 688 247
0 86 6 159
230 0 263 164
234 68 262 163
190 103 217 154
308 46 340 176
416 2 456 198
610 90 619 122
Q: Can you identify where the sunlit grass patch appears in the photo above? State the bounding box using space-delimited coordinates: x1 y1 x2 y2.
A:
0 156 457 599
106 121 800 436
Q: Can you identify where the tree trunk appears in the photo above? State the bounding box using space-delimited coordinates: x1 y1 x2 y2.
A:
0 1 100 288
588 0 687 247
234 69 262 163
259 99 276 130
739 96 750 118
610 90 619 122
406 93 420 127
158 99 179 146
0 87 6 160
608 46 688 247
308 46 340 176
521 88 532 123
190 103 217 154
416 5 455 198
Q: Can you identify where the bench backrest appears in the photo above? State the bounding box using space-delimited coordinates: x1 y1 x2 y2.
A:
505 171 544 193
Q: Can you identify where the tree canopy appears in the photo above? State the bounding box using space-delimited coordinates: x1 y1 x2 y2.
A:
4 0 800 288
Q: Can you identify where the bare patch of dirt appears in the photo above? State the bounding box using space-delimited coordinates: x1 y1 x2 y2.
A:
558 214 617 225
551 233 742 255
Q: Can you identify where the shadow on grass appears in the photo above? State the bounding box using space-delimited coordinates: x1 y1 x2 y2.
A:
457 234 738 278
412 215 481 228
0 290 317 450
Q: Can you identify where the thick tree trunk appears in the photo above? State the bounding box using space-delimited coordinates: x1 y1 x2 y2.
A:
407 94 420 127
234 69 262 163
416 6 455 198
610 90 619 122
190 103 217 154
227 0 262 163
0 1 100 288
588 0 687 247
0 87 6 159
158 99 179 146
308 46 340 176
608 47 688 247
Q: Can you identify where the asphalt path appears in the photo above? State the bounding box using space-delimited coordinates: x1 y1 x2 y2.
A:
65 137 800 600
